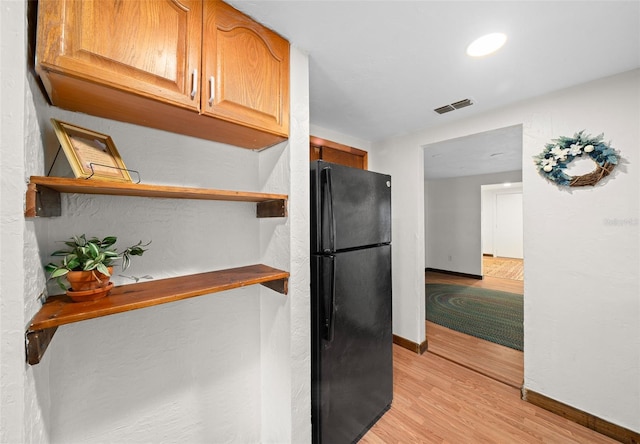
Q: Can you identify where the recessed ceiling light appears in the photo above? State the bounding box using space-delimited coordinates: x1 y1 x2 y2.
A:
466 33 507 57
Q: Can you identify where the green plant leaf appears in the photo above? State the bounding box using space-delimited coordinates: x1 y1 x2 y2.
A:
74 234 87 246
96 263 110 276
87 242 100 258
128 247 145 256
121 255 131 271
101 236 117 247
83 260 98 271
49 268 69 278
66 257 80 270
56 279 68 291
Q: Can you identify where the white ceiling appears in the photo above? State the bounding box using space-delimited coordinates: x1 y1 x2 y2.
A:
423 124 522 179
227 1 640 176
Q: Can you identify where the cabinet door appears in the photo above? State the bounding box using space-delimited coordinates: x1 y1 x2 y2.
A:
202 0 290 137
37 0 202 111
319 146 367 170
310 136 369 170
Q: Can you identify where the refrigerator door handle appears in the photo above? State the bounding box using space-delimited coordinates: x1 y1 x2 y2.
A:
321 166 336 253
325 255 336 342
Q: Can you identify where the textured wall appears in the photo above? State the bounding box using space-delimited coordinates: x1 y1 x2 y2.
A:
372 69 640 432
520 71 639 431
1 2 29 443
13 30 305 444
425 170 523 275
369 140 426 345
259 46 311 443
285 47 311 443
3 4 312 442
309 124 372 153
32 110 266 443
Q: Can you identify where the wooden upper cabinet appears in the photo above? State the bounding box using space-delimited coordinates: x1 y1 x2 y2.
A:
35 0 289 149
202 0 289 137
36 0 202 111
310 136 368 170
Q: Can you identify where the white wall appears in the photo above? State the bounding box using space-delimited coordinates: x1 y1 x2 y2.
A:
372 69 640 432
482 184 524 258
425 171 522 276
35 99 266 444
259 46 311 443
284 48 312 443
1 2 37 443
368 142 425 345
309 124 372 152
1 4 311 442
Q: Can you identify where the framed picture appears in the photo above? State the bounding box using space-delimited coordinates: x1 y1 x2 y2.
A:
51 119 132 182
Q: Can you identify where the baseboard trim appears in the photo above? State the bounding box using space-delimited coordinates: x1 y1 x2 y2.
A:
425 268 482 280
393 334 428 355
521 388 640 444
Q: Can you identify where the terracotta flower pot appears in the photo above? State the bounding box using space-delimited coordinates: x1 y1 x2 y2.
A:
65 267 114 302
66 282 114 303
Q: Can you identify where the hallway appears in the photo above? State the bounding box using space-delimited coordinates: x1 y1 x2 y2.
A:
425 269 523 387
360 345 615 443
361 270 618 442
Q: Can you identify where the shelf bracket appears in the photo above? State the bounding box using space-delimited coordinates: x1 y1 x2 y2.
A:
256 199 287 218
25 326 58 365
260 277 288 295
25 183 61 217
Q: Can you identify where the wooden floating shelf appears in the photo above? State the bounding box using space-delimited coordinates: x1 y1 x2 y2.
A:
29 264 289 331
26 264 289 365
25 176 288 217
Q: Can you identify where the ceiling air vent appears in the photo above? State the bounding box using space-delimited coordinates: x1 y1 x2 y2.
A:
434 104 455 114
434 98 474 115
451 98 473 109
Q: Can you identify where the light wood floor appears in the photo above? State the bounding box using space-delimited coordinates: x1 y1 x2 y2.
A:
360 346 616 443
483 256 524 281
362 270 615 442
360 266 616 444
425 270 524 388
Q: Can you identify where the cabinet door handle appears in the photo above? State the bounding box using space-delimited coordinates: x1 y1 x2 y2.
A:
208 76 215 106
190 69 198 99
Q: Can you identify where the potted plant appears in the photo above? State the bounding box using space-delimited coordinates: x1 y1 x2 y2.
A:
45 234 150 302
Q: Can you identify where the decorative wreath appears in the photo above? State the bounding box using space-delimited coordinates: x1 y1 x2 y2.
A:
534 130 619 187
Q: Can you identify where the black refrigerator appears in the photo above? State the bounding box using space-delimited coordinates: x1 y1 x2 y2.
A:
310 160 393 444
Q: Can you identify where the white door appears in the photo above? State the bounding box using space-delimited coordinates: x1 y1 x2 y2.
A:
494 193 523 258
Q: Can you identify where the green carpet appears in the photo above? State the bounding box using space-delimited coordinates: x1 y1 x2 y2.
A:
426 283 523 351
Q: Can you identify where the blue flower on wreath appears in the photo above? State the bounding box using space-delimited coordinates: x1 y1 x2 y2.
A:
533 130 619 187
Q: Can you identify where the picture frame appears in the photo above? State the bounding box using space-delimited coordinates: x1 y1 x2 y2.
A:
50 119 132 182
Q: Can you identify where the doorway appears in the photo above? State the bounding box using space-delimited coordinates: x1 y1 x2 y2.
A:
423 125 524 387
495 193 523 258
481 182 524 281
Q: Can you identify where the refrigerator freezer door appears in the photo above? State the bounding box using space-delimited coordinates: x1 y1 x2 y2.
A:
311 161 391 253
312 244 393 444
